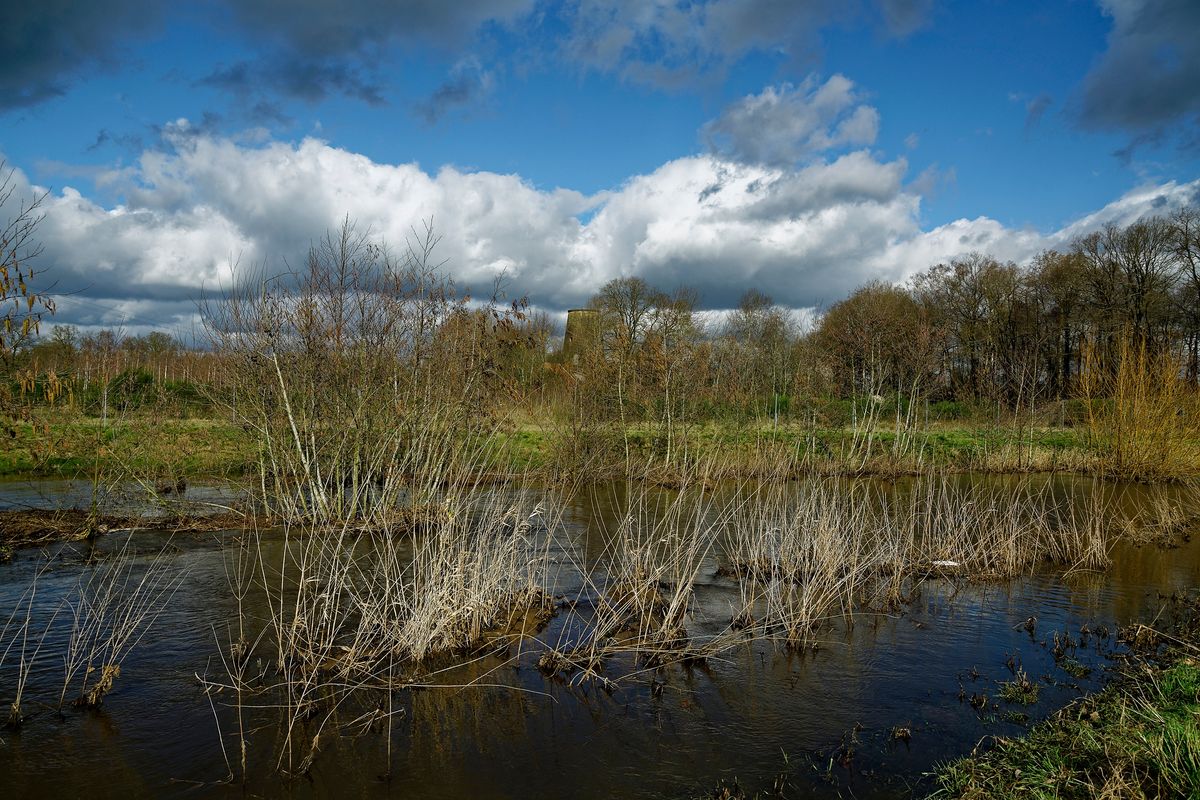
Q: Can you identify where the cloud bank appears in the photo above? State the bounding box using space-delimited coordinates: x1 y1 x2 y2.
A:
3 78 1196 335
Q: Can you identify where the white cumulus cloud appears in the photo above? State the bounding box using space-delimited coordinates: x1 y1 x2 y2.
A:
4 89 1197 336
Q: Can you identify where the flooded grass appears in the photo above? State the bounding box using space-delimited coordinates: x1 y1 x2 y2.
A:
0 507 266 549
996 668 1041 706
934 656 1200 799
933 590 1200 799
1 475 1199 797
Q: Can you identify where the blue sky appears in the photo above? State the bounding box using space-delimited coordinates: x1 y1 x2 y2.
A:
1 0 1198 333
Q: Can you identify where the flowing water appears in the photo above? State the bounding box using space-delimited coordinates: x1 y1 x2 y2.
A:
0 475 1197 799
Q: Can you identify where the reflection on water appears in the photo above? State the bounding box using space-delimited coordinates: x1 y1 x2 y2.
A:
0 475 1197 799
0 476 247 517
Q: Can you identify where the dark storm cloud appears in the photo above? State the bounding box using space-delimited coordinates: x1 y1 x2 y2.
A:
225 0 534 56
2 1 936 112
239 0 935 101
0 0 161 111
49 295 204 341
1079 0 1200 140
1 1 531 113
210 0 530 106
200 58 385 106
416 58 495 124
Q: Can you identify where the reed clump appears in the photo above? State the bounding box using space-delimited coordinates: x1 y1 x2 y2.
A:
1079 335 1200 483
726 482 876 648
262 492 558 683
899 478 1114 578
1117 487 1200 548
202 485 562 774
721 477 1116 649
538 479 735 684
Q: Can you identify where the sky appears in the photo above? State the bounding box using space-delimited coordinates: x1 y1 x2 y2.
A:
1 0 1198 338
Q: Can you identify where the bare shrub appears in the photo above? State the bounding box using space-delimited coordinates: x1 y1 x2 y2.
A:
202 219 536 525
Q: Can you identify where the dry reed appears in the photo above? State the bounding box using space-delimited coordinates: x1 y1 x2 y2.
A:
59 536 186 709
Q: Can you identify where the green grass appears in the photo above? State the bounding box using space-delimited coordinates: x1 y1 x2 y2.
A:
0 409 1151 483
996 669 1042 706
932 659 1200 799
1059 658 1093 679
0 413 255 478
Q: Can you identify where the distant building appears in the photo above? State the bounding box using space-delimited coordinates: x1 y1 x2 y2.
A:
561 308 600 365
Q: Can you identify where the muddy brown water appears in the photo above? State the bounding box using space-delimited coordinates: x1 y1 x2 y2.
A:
0 475 1197 799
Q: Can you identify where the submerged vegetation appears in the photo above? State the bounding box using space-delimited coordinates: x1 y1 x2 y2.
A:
1 536 184 728
932 593 1200 800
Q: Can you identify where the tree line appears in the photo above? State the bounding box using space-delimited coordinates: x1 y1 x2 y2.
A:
4 208 1198 428
565 207 1200 428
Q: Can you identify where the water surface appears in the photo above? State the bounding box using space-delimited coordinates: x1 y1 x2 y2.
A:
1 476 1196 798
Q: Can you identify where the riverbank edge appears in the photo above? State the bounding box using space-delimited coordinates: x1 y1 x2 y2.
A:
928 598 1200 799
0 507 267 560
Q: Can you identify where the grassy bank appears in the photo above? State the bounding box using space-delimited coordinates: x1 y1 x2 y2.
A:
932 595 1200 800
0 414 254 478
501 420 1099 474
3 409 1197 484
